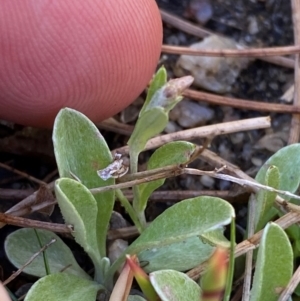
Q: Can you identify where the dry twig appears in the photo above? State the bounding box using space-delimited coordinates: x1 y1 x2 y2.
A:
162 44 300 57
183 89 300 114
3 238 56 286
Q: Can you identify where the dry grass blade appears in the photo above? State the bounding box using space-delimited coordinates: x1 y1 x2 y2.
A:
162 44 300 57
113 116 271 155
183 89 300 114
0 212 70 233
0 162 45 186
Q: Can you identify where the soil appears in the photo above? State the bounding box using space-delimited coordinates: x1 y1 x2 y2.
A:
0 0 296 299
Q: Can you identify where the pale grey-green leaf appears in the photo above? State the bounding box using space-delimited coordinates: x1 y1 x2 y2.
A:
24 273 101 301
250 223 293 301
255 143 300 194
128 107 168 156
140 66 167 117
5 228 89 279
110 197 234 278
139 236 214 272
130 197 234 252
150 270 200 301
137 141 196 211
55 178 100 267
53 108 114 256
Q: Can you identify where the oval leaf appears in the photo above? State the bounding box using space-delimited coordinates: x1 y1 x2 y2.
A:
250 223 293 301
150 270 200 301
5 228 89 279
130 197 234 253
110 197 234 276
256 143 300 194
139 236 215 272
53 108 114 257
137 141 196 211
24 273 101 301
55 178 100 270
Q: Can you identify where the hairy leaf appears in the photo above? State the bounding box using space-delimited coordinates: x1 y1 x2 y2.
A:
53 108 114 256
5 228 89 279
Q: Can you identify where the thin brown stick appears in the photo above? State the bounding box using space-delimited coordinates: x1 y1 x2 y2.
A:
97 118 133 136
113 116 271 155
160 9 212 38
183 88 300 114
3 182 55 214
0 188 34 200
160 9 295 69
288 0 300 143
122 189 247 203
262 56 295 69
3 238 56 286
0 212 71 233
162 44 300 57
0 162 45 186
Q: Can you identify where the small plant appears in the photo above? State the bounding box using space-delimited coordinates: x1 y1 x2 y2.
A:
3 67 300 300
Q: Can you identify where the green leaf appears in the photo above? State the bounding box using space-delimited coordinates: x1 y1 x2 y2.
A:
139 66 167 117
128 107 168 158
256 143 300 194
139 236 215 273
53 108 114 257
250 223 293 301
254 165 280 231
150 270 201 301
5 228 89 280
55 178 102 281
109 197 234 275
24 273 101 301
137 141 196 212
130 197 234 252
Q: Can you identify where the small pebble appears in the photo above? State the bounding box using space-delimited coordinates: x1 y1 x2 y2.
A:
164 121 181 133
247 16 259 35
174 35 251 93
230 132 244 144
108 239 128 264
185 0 213 24
170 100 214 128
200 174 215 188
251 157 263 167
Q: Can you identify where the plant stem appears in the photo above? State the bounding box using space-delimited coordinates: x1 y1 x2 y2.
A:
34 229 51 275
130 150 147 229
223 217 236 301
116 189 144 233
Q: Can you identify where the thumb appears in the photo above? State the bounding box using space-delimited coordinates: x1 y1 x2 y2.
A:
0 0 162 127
